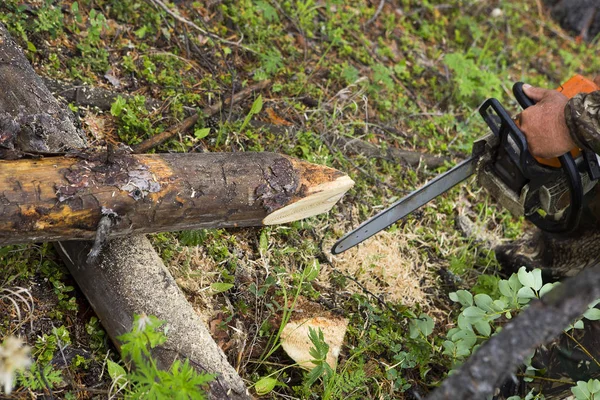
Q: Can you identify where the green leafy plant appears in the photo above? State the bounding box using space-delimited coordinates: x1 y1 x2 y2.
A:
240 95 264 131
33 0 65 38
444 268 558 363
111 95 159 145
444 52 503 105
18 363 63 391
571 379 600 400
106 314 215 399
445 267 600 369
305 327 334 386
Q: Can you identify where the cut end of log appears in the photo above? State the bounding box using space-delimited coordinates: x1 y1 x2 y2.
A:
281 315 348 371
262 174 354 225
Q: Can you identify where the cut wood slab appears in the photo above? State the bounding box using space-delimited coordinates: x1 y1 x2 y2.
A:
0 151 353 245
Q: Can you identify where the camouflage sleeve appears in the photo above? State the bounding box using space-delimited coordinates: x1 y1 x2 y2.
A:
564 91 600 155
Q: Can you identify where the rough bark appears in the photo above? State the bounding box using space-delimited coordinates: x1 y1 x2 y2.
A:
0 151 352 244
0 31 85 152
0 22 251 399
426 263 600 400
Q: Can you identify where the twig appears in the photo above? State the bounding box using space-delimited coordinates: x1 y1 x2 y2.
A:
579 7 598 42
133 80 271 153
426 263 600 400
147 0 257 54
564 330 600 368
133 112 200 154
535 0 544 38
364 0 386 27
516 374 574 385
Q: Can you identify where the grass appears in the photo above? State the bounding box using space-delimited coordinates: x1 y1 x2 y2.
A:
0 0 599 398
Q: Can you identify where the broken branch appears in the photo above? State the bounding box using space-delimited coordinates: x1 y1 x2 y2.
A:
133 79 271 153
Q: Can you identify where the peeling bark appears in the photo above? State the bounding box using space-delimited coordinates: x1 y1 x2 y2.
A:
0 150 351 244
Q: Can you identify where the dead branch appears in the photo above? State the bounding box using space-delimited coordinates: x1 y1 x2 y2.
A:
133 79 271 153
0 21 252 399
325 133 449 169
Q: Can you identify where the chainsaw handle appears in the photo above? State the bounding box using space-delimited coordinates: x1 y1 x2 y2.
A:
512 82 535 109
479 98 535 175
479 95 583 233
512 82 583 232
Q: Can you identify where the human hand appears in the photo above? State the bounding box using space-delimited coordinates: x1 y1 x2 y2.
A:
517 84 575 159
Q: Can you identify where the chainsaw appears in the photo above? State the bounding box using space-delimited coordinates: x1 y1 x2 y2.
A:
331 75 600 255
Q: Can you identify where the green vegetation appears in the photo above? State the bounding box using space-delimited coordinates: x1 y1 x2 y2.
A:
0 0 599 398
107 314 214 399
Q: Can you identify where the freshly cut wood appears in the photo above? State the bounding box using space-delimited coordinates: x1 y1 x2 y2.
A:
0 151 353 245
281 316 348 370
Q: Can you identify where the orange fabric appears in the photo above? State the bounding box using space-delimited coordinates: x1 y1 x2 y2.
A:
531 75 600 167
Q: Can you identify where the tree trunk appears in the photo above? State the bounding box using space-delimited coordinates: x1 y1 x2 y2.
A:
0 151 352 245
0 22 273 399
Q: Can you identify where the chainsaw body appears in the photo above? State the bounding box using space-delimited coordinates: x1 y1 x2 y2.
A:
330 75 600 254
477 75 600 233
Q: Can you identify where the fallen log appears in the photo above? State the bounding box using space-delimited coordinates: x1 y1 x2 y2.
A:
0 150 353 245
0 22 259 399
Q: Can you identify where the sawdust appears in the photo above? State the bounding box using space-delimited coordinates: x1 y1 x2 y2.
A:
325 229 434 308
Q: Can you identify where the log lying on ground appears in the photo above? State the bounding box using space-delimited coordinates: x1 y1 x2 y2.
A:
426 263 600 400
0 151 353 245
0 22 252 399
55 236 248 399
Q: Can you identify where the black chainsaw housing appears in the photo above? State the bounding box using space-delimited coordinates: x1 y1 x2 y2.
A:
478 85 589 233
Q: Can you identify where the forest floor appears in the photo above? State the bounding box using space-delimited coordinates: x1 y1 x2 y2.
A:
1 0 599 399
